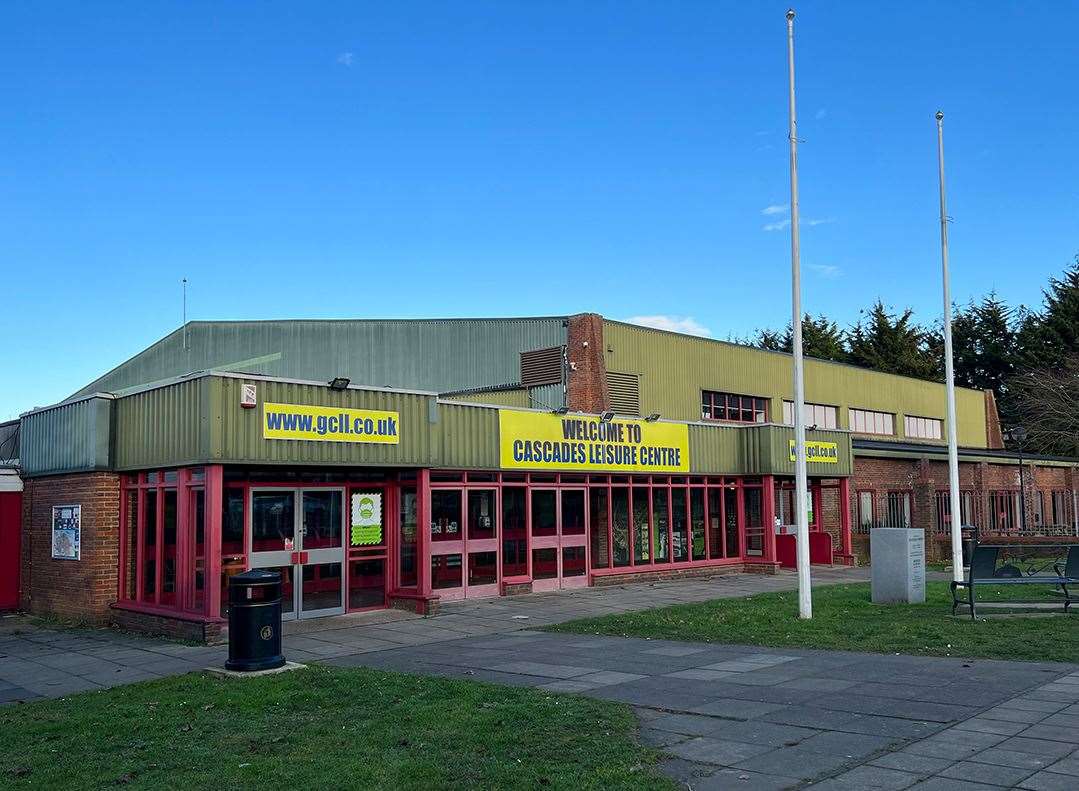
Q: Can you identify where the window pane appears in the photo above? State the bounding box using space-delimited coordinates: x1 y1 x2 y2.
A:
468 551 497 586
562 546 586 577
612 488 630 567
252 491 294 553
301 562 342 612
690 488 706 560
724 487 739 556
399 487 418 588
431 490 462 541
302 490 342 550
161 490 177 607
142 490 157 600
431 554 463 589
708 490 723 558
858 492 873 531
532 547 558 579
467 490 496 540
349 558 385 609
123 491 137 601
653 488 670 562
530 490 557 537
222 488 245 556
561 490 586 536
588 488 610 569
632 487 650 564
672 489 688 561
501 488 527 577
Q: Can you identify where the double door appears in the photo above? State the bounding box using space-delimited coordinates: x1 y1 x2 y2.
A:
249 488 345 619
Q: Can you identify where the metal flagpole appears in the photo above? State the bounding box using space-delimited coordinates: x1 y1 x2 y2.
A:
935 111 964 583
786 8 812 619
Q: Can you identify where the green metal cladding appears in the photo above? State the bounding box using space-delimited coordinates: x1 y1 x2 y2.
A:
603 320 989 449
72 317 569 399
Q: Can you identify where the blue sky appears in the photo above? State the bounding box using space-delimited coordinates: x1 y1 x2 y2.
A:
4 2 1078 419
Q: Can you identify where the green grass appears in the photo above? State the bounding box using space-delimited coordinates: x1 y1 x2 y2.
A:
0 666 673 791
546 582 1078 663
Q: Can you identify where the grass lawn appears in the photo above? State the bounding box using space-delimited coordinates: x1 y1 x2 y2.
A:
0 666 673 790
546 582 1078 663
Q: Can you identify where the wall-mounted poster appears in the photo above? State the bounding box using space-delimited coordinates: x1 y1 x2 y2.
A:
51 504 81 561
350 493 383 546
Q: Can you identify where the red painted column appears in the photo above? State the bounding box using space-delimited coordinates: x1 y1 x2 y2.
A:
417 468 432 598
205 465 224 619
762 475 777 563
838 476 853 562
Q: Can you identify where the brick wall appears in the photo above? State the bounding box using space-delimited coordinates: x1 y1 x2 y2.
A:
20 472 121 622
566 313 610 413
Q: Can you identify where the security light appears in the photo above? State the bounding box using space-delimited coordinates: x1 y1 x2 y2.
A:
645 413 661 422
600 410 615 422
328 377 351 391
553 406 569 415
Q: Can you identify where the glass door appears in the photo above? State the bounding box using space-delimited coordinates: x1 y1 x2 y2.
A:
248 488 345 620
531 488 588 592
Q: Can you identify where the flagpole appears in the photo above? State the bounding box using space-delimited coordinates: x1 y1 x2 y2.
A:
786 8 812 619
936 111 964 583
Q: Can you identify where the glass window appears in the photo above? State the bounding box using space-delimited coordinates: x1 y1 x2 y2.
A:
612 488 630 567
744 488 764 556
532 548 558 579
707 489 723 559
349 558 385 610
431 490 462 541
632 487 650 564
530 490 557 537
561 490 586 536
702 391 769 423
690 489 706 560
857 491 874 533
301 562 342 613
161 490 178 606
501 488 527 577
467 490 496 541
671 489 688 562
782 400 838 429
222 488 245 556
562 546 586 577
885 492 911 528
302 490 343 550
252 491 295 553
724 486 739 557
850 408 895 436
123 490 138 600
142 489 157 600
432 554 463 589
589 488 610 569
653 489 670 563
399 487 418 588
468 552 498 586
904 415 943 440
191 489 206 613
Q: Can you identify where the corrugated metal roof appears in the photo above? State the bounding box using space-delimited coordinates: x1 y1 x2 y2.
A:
71 317 569 400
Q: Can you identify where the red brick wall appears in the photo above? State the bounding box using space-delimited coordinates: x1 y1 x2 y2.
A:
566 313 610 413
20 472 121 622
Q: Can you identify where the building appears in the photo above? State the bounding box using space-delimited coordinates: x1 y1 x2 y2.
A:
10 314 1077 640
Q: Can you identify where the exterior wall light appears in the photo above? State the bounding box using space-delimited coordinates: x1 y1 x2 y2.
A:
600 410 615 422
645 413 661 422
328 377 351 390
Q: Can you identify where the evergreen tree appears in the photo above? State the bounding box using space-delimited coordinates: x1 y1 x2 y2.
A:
752 314 847 362
847 301 938 380
1016 258 1079 370
951 293 1017 395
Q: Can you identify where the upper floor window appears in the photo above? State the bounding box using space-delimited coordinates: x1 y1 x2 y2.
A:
702 391 768 423
782 400 838 429
904 415 943 440
849 408 895 436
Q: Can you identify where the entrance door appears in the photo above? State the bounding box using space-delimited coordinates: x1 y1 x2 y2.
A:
249 488 346 620
531 489 588 592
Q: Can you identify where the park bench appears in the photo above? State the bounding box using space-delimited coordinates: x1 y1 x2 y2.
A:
951 544 1079 620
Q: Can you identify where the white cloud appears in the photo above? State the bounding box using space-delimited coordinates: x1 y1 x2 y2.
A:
624 315 712 337
809 263 841 279
815 108 827 120
337 52 355 67
763 218 791 232
804 217 835 227
763 216 834 231
761 204 788 216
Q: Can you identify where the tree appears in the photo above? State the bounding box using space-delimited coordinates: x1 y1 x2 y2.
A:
1016 257 1079 371
1008 357 1079 457
951 293 1018 395
847 301 938 380
752 314 848 362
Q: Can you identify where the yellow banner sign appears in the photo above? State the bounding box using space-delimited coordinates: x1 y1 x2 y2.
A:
789 440 839 464
263 402 400 444
499 410 690 472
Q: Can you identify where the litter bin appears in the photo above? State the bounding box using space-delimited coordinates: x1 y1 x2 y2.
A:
225 569 286 672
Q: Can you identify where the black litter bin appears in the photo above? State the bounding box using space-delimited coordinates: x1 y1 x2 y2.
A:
226 569 286 672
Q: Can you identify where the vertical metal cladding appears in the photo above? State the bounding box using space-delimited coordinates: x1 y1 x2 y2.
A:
113 378 206 469
436 402 500 469
20 397 113 475
212 377 437 467
688 423 747 474
602 320 988 448
71 317 569 400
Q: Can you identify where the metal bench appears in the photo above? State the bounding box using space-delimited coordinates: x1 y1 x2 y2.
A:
951 544 1079 620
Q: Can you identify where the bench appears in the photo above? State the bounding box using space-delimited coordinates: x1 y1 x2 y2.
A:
951 544 1079 620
